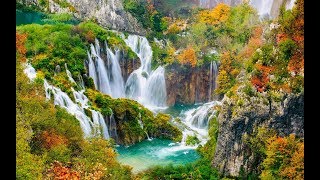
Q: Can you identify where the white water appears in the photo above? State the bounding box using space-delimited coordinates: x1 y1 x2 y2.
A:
23 64 110 139
180 101 220 146
87 35 167 111
24 63 37 81
250 0 275 18
208 61 218 101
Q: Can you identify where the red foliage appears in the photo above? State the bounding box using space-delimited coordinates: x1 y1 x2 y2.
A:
40 130 68 150
46 161 80 180
251 64 273 92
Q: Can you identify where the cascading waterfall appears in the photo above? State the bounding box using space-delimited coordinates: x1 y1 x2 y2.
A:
123 35 167 109
24 64 110 139
179 101 220 146
86 35 167 110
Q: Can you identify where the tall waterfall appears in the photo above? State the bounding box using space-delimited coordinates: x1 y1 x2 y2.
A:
208 61 218 101
87 35 167 110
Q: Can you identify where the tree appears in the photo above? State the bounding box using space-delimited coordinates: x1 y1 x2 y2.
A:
177 46 197 67
198 3 231 26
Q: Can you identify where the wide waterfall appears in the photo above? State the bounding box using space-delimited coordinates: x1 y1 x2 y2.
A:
87 35 167 110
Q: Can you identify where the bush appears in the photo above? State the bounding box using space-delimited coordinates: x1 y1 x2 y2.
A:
186 135 200 146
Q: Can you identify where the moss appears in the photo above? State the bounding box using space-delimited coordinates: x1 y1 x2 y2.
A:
85 89 182 145
186 135 200 146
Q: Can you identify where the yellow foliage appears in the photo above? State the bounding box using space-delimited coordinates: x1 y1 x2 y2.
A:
198 3 231 26
177 46 197 67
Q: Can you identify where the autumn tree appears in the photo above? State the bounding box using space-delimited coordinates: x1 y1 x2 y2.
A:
198 3 231 26
260 134 304 180
177 46 197 67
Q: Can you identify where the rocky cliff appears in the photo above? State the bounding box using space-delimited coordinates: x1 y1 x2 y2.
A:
212 86 304 177
18 0 147 35
165 63 219 106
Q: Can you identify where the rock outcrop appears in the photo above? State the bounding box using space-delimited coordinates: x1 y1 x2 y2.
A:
165 63 219 106
212 88 304 177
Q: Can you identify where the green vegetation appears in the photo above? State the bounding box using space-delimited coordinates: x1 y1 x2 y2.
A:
85 89 182 145
186 135 200 146
16 46 132 179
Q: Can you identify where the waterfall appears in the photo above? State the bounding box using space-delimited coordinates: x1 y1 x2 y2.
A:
24 64 110 139
108 112 118 141
179 101 221 145
123 35 167 110
142 66 167 107
250 0 274 18
286 0 295 10
137 112 152 141
208 61 218 101
106 45 125 98
86 35 167 110
91 110 110 139
24 63 37 81
65 63 76 83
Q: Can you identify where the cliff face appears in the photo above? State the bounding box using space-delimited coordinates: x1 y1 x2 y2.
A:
18 0 146 35
165 64 218 106
197 0 242 9
212 89 304 177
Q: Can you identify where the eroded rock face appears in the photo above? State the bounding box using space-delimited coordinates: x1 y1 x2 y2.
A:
19 0 146 35
118 51 141 82
165 63 219 105
212 90 304 177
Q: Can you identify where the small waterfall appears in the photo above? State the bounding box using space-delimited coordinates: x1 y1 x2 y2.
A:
24 63 110 139
78 74 85 89
43 79 93 137
91 110 110 139
23 63 37 81
137 113 152 141
208 62 213 102
65 63 76 83
250 0 274 18
108 112 118 141
208 61 218 101
179 101 221 146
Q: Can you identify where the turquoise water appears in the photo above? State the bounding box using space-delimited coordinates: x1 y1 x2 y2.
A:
16 10 80 26
116 139 200 173
116 104 204 173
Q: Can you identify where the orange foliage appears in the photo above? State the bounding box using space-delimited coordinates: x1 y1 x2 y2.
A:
251 64 273 92
16 32 27 62
240 26 263 59
85 30 95 44
46 161 80 180
177 46 197 67
198 3 230 26
40 130 68 150
261 134 304 180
